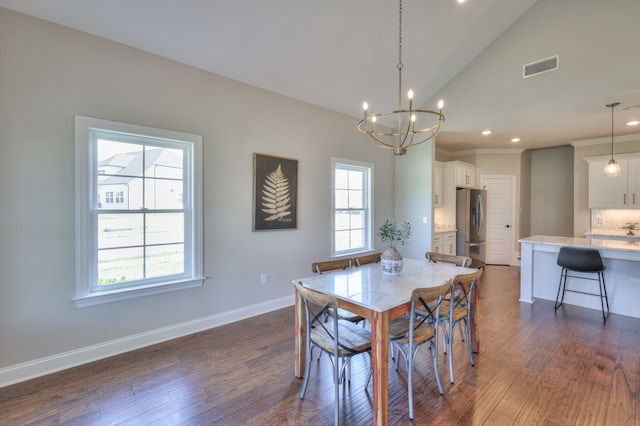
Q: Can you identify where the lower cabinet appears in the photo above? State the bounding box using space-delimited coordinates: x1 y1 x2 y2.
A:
433 231 456 254
432 233 443 253
443 232 456 255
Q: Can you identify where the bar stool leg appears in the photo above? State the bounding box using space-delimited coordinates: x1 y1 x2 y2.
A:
599 271 609 322
555 268 567 310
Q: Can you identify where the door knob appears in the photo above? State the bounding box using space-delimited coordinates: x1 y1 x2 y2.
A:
505 224 510 228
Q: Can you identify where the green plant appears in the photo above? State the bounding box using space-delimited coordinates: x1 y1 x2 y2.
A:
377 219 412 248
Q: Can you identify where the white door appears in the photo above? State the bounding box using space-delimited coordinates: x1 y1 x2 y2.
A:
480 175 516 265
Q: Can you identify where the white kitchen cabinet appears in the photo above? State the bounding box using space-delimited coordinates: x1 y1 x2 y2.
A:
587 153 640 208
432 231 456 254
434 163 443 207
432 233 443 253
452 161 476 188
443 231 456 255
630 158 640 207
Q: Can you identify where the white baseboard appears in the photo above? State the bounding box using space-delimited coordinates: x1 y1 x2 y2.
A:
0 295 294 388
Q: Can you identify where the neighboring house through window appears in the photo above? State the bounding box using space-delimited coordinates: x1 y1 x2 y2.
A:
75 116 204 307
332 158 373 257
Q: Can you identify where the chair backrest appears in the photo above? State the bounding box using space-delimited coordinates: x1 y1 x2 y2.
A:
557 247 604 272
293 281 338 316
311 258 352 274
355 252 381 267
450 269 483 310
410 281 453 318
425 252 472 268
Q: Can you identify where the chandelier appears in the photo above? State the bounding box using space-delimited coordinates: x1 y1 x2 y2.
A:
357 0 445 156
604 102 621 177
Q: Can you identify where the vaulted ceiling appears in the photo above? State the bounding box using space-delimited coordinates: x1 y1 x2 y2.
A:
1 0 638 152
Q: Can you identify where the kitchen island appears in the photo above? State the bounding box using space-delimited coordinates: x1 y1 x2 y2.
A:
520 235 640 318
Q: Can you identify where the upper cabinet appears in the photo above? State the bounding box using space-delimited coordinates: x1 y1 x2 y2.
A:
451 161 477 188
434 162 443 207
586 153 640 208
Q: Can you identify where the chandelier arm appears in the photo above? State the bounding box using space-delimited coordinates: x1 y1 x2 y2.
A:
400 119 412 147
366 134 403 150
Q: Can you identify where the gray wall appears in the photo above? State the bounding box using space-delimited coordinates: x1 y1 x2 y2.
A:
520 150 532 239
0 8 395 375
529 145 575 237
395 142 435 260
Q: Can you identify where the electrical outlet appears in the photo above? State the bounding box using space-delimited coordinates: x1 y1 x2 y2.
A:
260 273 267 284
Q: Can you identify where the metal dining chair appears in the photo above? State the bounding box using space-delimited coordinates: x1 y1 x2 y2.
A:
311 259 365 326
388 281 451 420
439 269 482 384
425 251 472 267
354 252 381 266
293 281 372 426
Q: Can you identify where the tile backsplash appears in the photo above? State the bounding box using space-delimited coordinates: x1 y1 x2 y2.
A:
591 209 640 236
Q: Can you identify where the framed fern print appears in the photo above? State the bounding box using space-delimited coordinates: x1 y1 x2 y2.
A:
253 153 298 231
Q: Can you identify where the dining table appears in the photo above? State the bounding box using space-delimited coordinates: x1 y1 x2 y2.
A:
293 257 479 425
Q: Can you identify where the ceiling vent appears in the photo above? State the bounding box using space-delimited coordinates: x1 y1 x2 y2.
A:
523 55 559 78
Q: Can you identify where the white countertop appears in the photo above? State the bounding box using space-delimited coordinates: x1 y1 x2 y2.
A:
434 228 456 234
520 235 640 254
585 233 640 242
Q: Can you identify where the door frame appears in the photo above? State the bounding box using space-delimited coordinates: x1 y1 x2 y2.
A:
480 175 518 266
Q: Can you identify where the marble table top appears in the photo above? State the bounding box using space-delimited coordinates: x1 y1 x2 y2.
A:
294 258 475 313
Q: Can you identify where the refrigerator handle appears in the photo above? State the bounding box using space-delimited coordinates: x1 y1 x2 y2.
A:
476 193 484 237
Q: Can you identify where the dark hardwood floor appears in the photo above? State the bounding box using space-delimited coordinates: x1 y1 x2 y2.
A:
1 265 638 425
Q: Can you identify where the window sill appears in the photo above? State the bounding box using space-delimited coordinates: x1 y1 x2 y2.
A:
73 277 205 308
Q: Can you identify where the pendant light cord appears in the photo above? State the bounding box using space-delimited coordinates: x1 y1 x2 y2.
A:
607 102 620 160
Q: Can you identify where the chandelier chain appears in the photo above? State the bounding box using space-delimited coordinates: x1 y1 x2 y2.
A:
398 0 403 70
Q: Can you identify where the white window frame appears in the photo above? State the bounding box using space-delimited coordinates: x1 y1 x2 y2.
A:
74 116 204 307
331 158 374 257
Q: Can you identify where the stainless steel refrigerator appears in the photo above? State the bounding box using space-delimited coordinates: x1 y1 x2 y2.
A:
456 188 487 266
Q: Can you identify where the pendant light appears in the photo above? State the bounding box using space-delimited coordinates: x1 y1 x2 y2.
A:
604 102 621 177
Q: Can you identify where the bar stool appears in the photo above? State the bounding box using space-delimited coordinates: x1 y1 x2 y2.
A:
554 246 609 321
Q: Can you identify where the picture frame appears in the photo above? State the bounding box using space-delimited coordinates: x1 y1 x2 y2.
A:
253 153 298 231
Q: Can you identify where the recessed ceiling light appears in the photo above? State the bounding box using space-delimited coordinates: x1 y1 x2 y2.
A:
627 120 640 126
482 130 491 135
457 0 467 3
511 138 521 143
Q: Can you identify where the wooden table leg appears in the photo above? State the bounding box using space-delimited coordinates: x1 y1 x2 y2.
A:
294 290 306 378
370 310 389 426
470 281 480 353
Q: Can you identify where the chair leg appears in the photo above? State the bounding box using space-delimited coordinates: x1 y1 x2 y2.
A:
407 347 415 420
365 352 373 388
432 337 444 395
333 353 340 426
300 345 314 399
463 319 475 366
448 322 455 384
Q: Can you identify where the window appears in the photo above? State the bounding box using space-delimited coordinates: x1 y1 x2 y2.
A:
332 158 373 257
75 116 204 307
